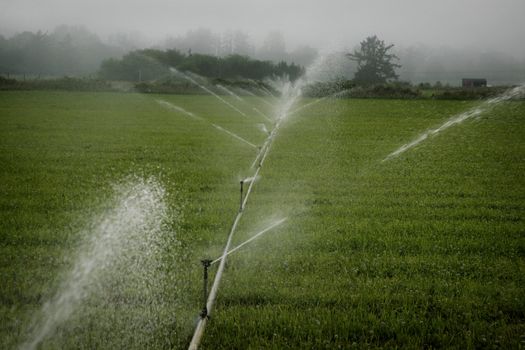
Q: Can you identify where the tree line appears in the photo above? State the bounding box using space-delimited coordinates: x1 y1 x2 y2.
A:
0 26 122 76
0 26 312 81
98 49 305 81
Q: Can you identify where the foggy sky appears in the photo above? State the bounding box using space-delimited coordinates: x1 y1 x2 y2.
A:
1 0 525 57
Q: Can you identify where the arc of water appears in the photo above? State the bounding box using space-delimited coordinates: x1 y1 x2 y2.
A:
289 89 352 116
156 99 201 120
252 107 273 123
259 85 277 98
211 124 257 149
216 84 243 102
238 87 275 108
157 99 257 149
217 84 273 123
169 68 249 119
210 218 287 265
22 178 167 350
383 85 525 161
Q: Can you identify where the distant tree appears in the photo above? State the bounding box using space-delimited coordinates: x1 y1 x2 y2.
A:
97 47 304 82
99 51 168 81
347 35 401 84
179 53 221 77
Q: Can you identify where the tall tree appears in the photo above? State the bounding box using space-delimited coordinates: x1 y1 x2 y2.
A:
347 35 401 84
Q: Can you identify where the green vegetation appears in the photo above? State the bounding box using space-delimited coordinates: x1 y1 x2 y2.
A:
0 76 114 92
303 80 522 100
0 26 122 76
1 91 524 349
99 50 304 82
347 35 401 85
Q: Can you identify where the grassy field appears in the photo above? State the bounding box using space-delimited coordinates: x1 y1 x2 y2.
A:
0 90 524 349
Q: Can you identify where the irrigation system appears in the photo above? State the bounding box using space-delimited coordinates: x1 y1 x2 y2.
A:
185 77 524 349
187 96 291 349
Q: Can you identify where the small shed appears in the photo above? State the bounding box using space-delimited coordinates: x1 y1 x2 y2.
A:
462 78 487 88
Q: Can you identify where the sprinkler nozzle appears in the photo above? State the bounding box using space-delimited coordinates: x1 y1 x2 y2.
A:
239 180 244 212
200 259 212 318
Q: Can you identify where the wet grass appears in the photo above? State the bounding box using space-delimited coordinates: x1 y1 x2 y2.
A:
1 91 524 349
203 97 525 349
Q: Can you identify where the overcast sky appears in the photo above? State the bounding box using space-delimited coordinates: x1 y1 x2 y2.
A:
1 0 525 57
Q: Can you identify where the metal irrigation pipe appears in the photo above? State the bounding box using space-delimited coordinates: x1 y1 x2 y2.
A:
188 119 281 350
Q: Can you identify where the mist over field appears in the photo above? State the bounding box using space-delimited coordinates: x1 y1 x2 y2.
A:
1 0 524 84
1 1 525 349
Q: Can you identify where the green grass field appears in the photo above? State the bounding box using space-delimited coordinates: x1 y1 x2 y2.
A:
1 90 524 349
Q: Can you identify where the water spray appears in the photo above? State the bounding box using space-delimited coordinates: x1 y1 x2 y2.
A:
189 75 302 350
211 124 257 149
169 67 249 119
258 123 270 135
210 218 287 266
156 99 201 120
383 85 525 161
216 84 273 123
157 99 258 149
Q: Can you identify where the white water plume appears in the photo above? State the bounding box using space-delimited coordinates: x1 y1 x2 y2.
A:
267 53 335 122
246 78 303 170
241 175 260 184
248 54 350 170
275 79 304 120
21 177 171 350
257 123 269 135
383 85 525 161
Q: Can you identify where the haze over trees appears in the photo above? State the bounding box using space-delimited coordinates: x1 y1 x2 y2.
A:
164 28 318 67
394 45 525 86
98 49 304 81
0 25 524 85
0 25 122 76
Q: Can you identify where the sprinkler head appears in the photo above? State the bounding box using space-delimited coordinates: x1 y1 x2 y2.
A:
239 181 244 212
200 307 208 318
200 258 212 319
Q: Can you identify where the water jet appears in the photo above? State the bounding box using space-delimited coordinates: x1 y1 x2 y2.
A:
210 218 287 266
169 67 249 119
